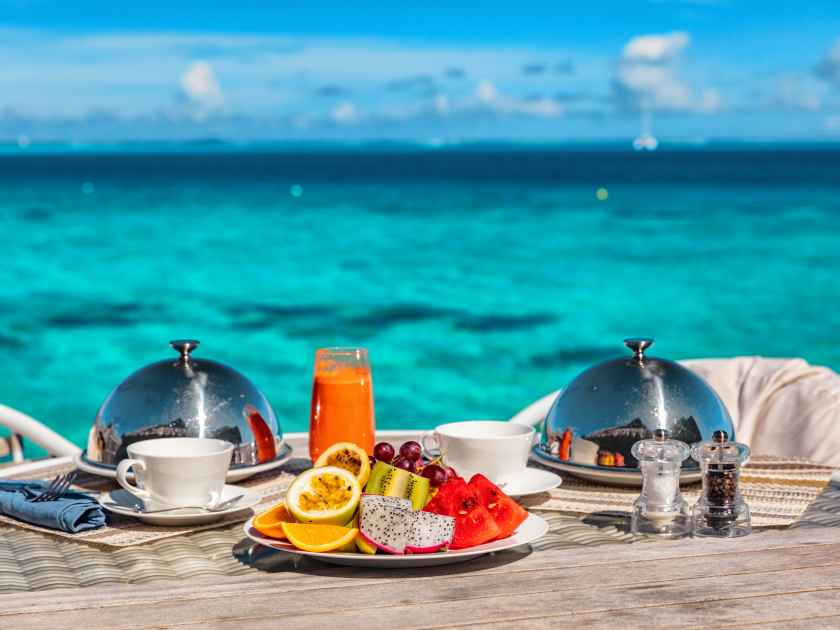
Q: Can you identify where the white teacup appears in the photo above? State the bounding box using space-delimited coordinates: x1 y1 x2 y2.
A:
422 421 536 485
116 438 233 508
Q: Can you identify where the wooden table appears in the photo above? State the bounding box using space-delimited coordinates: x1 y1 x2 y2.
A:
3 432 840 628
3 526 840 628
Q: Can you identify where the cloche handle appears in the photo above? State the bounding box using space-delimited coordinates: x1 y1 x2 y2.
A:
170 339 200 362
624 337 654 362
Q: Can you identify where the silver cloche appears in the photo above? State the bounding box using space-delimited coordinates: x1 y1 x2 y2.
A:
537 338 734 474
83 340 283 471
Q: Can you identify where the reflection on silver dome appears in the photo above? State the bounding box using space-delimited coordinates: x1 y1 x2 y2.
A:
83 340 282 470
539 338 734 472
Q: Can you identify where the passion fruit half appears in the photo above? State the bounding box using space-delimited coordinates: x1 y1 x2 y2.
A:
286 466 361 525
314 442 371 487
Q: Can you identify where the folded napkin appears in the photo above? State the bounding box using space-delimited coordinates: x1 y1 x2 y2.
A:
0 480 106 533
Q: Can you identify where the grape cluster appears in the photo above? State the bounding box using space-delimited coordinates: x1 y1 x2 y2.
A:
370 440 456 487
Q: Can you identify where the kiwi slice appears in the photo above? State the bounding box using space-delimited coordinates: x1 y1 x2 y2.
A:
365 461 430 510
365 461 409 495
403 472 430 510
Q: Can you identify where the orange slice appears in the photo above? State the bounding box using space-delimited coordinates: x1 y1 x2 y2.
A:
253 502 296 539
280 522 359 553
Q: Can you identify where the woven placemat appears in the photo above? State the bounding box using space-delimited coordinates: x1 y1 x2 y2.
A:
522 455 835 528
0 458 311 547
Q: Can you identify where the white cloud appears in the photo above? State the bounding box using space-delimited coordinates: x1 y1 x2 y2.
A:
622 32 689 64
613 31 718 113
776 76 821 111
469 82 563 118
434 94 450 114
331 101 358 123
504 96 563 118
699 88 721 112
616 63 692 109
476 80 497 103
180 61 224 110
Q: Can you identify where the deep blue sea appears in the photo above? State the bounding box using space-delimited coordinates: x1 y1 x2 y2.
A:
1 144 839 456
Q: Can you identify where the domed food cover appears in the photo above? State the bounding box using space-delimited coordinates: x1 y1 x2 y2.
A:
537 338 734 478
83 340 284 471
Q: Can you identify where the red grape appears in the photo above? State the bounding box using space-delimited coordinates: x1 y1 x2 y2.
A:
421 464 447 487
373 442 395 463
445 466 458 480
368 455 377 467
392 456 416 472
399 441 422 462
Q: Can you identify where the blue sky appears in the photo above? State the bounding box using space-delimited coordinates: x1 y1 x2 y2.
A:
2 1 840 142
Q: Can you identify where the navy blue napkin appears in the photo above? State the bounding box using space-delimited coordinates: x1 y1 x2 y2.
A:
0 480 106 533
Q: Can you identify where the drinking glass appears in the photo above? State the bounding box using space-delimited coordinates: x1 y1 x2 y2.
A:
309 347 375 461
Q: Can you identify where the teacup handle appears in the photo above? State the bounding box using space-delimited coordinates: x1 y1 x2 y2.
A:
421 431 441 458
116 459 151 503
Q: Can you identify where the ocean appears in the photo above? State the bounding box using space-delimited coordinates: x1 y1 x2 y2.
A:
1 144 839 456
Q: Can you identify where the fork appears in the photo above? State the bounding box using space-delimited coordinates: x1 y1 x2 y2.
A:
29 471 79 503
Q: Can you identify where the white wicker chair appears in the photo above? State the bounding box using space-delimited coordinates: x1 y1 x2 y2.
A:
0 404 81 463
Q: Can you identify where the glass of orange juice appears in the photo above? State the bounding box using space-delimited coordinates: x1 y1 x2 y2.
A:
309 347 375 461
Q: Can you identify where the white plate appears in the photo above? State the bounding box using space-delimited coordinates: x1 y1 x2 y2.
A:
76 441 293 483
100 484 262 526
500 468 562 497
531 448 702 487
243 512 549 568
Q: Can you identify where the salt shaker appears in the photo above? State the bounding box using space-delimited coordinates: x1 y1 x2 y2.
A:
691 430 751 537
631 429 691 538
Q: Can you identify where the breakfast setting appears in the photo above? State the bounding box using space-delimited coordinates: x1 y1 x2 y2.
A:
2 337 840 624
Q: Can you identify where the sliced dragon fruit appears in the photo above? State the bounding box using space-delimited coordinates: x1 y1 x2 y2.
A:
358 494 412 554
405 511 455 554
360 494 412 511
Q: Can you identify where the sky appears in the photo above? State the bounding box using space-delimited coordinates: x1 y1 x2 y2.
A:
2 1 840 142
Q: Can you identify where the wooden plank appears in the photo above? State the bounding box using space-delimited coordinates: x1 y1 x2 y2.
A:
8 538 840 617
6 526 840 616
449 589 840 630
9 566 840 630
5 528 840 628
444 598 840 630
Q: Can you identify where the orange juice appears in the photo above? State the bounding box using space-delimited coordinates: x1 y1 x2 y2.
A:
309 348 375 461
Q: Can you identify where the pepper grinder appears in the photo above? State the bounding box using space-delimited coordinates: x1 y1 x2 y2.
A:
691 430 751 537
631 429 691 538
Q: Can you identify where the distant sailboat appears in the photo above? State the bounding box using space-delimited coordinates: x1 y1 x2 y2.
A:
633 108 658 151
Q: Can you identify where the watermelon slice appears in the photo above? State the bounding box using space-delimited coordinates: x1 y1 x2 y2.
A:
424 477 500 549
468 474 529 540
423 480 457 514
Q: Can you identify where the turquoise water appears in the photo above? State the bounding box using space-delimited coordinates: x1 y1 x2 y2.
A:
1 146 839 456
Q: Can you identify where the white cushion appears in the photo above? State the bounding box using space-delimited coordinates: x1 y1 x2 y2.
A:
683 357 840 467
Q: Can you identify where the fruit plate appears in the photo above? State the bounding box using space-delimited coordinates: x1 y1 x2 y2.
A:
242 512 549 568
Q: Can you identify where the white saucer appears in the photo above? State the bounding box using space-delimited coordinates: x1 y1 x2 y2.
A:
499 468 562 497
76 441 293 483
99 484 262 526
243 512 548 568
